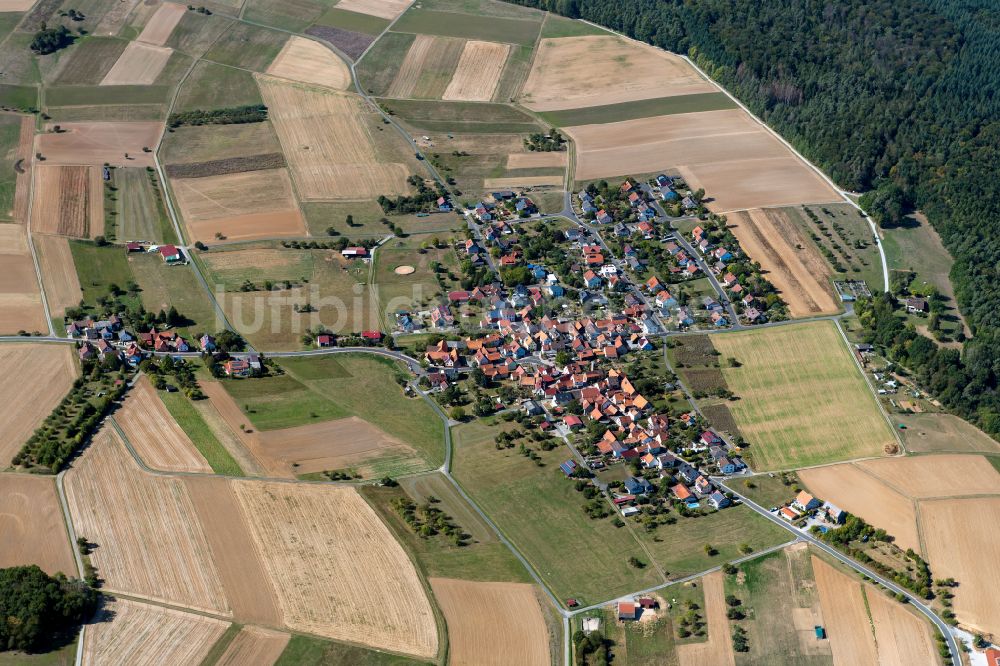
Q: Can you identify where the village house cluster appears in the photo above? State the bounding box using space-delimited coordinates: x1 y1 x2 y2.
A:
472 190 539 223
66 316 221 366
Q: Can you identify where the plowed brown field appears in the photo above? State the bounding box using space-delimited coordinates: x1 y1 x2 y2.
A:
0 343 77 466
728 208 840 317
0 474 76 575
64 429 231 615
430 578 549 666
521 35 715 110
83 598 229 666
33 234 82 317
101 41 173 86
267 36 350 90
257 76 410 200
677 571 736 666
443 41 510 102
31 165 90 236
118 377 212 473
216 626 289 666
0 225 48 334
137 2 186 46
36 122 162 167
231 480 438 657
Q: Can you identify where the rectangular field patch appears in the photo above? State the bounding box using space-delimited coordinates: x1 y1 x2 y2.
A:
334 0 410 20
33 233 82 317
31 165 91 236
36 121 163 167
0 474 77 576
442 40 510 102
100 41 173 86
118 376 212 473
137 2 187 45
0 225 47 334
165 153 287 178
483 175 562 188
507 151 566 168
266 35 351 90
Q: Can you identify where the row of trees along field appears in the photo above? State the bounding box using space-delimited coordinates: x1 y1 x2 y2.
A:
504 0 1000 437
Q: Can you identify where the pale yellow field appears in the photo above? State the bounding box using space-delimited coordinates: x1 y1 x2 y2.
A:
36 122 162 167
728 208 840 317
712 320 894 471
430 578 549 666
267 36 351 90
231 481 438 658
859 454 1000 499
520 35 716 111
0 225 48 335
216 626 289 666
0 474 77 576
101 41 173 86
0 0 33 9
442 40 510 102
798 464 921 553
812 557 878 666
257 76 410 200
31 165 91 236
65 429 231 615
83 598 229 666
335 0 410 20
507 151 566 168
866 589 939 666
921 497 1000 636
12 115 33 223
117 377 212 473
677 571 735 666
33 234 82 317
137 2 186 45
0 344 77 466
386 35 439 99
566 110 840 210
483 175 562 188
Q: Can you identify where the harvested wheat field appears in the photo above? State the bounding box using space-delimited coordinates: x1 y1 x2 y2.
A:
0 225 48 334
31 165 91 236
0 474 76 575
33 234 82 317
86 165 103 238
231 480 438 658
866 589 939 666
728 208 840 317
386 35 438 98
0 344 76 466
83 598 229 666
566 110 839 210
520 36 716 111
257 416 416 475
899 413 1000 454
118 377 212 473
812 557 878 666
335 0 410 20
507 152 566 168
257 76 410 200
199 380 292 478
36 122 162 167
860 454 1000 499
921 497 1000 636
798 464 921 553
101 41 173 86
267 36 351 90
483 175 562 188
430 578 549 666
12 115 33 223
216 626 290 666
137 2 187 45
183 476 283 626
0 0 33 9
442 41 510 101
712 320 895 471
385 35 466 99
677 571 735 666
65 428 230 615
171 168 306 242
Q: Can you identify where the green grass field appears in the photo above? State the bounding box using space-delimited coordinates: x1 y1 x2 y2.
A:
159 121 282 165
159 391 243 475
392 8 541 46
0 84 37 111
451 418 662 603
127 253 219 338
203 21 288 72
68 240 136 306
44 104 166 123
355 32 413 95
0 114 21 220
242 0 329 32
302 200 459 237
45 85 170 107
418 0 545 20
51 36 127 85
711 320 895 470
591 606 679 665
538 93 736 127
275 635 431 666
314 7 391 35
540 13 610 38
737 473 801 510
381 98 540 133
723 545 833 666
0 33 41 86
374 238 458 322
493 44 533 102
223 354 445 468
166 11 234 58
115 168 175 243
172 60 263 112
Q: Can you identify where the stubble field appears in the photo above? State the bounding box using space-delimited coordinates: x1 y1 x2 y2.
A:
257 76 411 200
33 233 83 317
442 40 510 101
519 35 716 111
266 35 351 90
811 557 879 665
216 626 290 666
137 2 187 45
727 208 841 317
430 578 550 666
36 122 163 167
507 151 566 168
0 474 76 575
12 115 34 223
83 598 229 666
0 225 49 334
100 41 173 85
336 0 411 20
385 34 461 99
710 320 894 470
117 377 213 473
31 165 91 237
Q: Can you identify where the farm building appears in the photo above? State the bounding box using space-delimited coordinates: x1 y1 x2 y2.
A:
342 247 369 259
617 601 637 621
157 244 184 263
